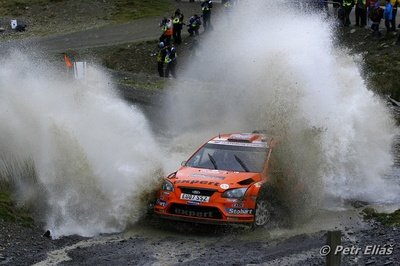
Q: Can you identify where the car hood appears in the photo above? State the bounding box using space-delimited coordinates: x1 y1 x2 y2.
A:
171 167 262 192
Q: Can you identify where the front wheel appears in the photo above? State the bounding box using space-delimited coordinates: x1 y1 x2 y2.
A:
253 199 272 227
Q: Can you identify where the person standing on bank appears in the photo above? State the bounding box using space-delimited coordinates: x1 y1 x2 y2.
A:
390 0 399 31
201 0 213 31
333 0 341 18
343 0 355 26
188 14 202 36
384 0 393 33
159 17 173 46
355 0 367 27
172 9 184 44
156 42 167 77
165 45 177 79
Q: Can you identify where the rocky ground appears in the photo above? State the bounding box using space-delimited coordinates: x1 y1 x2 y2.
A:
0 220 85 265
1 213 400 265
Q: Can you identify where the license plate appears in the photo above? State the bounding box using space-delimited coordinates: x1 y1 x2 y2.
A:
180 193 210 202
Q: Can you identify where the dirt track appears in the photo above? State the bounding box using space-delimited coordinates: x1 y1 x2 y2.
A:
2 211 399 265
0 2 209 52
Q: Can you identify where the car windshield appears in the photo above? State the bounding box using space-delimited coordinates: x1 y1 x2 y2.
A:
185 143 268 172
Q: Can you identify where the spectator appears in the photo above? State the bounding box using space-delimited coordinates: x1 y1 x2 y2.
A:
201 0 213 31
165 45 177 78
384 0 393 33
159 17 173 46
342 0 355 26
355 0 367 27
369 1 383 37
222 0 233 25
172 9 184 44
188 14 202 36
156 42 167 77
390 0 399 31
332 0 341 18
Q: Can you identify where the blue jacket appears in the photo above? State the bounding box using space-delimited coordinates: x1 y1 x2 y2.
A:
384 3 393 20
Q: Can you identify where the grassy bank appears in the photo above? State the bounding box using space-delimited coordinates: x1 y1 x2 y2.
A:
112 0 171 22
363 207 400 227
0 0 171 21
0 188 33 226
0 159 38 227
66 35 197 90
0 0 171 38
336 27 400 100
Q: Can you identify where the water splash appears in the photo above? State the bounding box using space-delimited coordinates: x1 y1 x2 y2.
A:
0 51 163 237
162 0 399 205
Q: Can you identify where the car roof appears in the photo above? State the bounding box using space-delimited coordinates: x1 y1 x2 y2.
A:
207 133 272 148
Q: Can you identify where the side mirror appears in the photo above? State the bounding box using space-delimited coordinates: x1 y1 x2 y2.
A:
181 160 187 166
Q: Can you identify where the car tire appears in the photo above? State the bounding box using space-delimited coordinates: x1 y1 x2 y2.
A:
253 199 272 228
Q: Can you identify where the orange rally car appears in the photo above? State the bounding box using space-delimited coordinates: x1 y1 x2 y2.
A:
153 132 284 227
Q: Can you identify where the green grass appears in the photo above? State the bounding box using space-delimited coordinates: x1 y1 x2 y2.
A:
362 207 400 227
0 189 33 226
112 0 171 22
0 0 46 16
0 0 171 22
0 158 37 227
118 77 166 90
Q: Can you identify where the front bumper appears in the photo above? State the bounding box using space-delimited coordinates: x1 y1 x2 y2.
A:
153 190 256 224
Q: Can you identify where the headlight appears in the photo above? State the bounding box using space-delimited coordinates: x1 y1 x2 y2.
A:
161 179 174 191
222 188 247 198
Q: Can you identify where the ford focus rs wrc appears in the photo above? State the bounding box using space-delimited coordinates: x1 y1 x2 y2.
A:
154 132 290 227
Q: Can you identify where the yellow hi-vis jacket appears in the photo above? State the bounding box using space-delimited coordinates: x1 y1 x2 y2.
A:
391 0 400 8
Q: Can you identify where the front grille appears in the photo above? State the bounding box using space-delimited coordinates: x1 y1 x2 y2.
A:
168 204 222 219
179 187 216 196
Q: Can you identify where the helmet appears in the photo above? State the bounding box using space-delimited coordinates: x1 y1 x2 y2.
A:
159 42 164 48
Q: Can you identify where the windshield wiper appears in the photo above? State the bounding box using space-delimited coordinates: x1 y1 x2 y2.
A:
207 153 218 169
234 154 250 172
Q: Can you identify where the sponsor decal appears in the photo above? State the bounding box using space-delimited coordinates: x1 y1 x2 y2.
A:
174 179 220 186
187 201 200 205
190 173 225 180
232 202 244 208
220 184 230 190
226 199 238 202
226 208 254 215
174 208 213 218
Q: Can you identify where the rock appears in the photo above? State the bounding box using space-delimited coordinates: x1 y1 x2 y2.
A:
0 27 5 32
350 29 356 33
43 230 51 239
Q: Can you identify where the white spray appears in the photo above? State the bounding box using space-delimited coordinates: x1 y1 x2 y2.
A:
162 1 400 205
0 51 163 237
